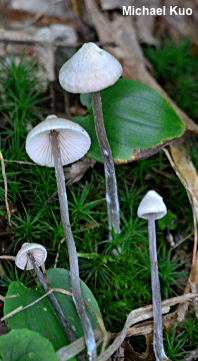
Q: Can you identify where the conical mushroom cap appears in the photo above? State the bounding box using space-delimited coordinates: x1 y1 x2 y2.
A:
26 115 91 167
59 42 123 94
15 243 47 270
137 190 167 220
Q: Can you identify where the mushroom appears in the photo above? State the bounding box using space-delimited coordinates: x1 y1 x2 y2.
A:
25 115 96 359
15 243 76 343
59 42 123 239
137 190 169 361
15 242 47 270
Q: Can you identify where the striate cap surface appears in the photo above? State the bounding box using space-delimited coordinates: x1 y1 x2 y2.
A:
137 190 167 220
59 42 123 94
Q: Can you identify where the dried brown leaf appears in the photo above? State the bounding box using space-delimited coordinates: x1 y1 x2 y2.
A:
176 302 190 324
10 0 73 20
91 294 197 361
109 14 146 66
135 0 161 46
169 139 198 212
0 22 77 85
100 0 132 10
166 139 198 294
164 142 198 294
63 156 96 186
122 335 156 361
163 0 189 36
189 280 198 320
127 297 189 336
112 346 125 361
185 348 198 361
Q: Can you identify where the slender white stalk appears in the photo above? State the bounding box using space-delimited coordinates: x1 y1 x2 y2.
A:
91 91 120 239
51 131 97 360
148 215 168 361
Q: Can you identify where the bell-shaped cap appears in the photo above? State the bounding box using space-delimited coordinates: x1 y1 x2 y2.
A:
137 190 167 220
15 243 47 270
59 42 123 94
26 115 91 167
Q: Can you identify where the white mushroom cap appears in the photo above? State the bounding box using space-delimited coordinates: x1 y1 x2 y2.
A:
137 190 167 220
25 115 91 167
15 243 47 270
59 42 123 94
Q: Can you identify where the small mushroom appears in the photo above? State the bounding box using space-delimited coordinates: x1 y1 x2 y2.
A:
59 42 122 238
15 242 76 343
15 242 47 270
26 115 96 359
26 114 91 167
137 190 169 361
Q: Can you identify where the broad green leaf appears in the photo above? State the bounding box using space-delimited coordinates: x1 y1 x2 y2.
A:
75 79 185 164
4 268 102 352
0 328 58 361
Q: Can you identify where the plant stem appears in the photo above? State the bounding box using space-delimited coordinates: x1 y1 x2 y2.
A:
27 251 76 343
91 91 120 239
148 215 168 361
51 130 97 360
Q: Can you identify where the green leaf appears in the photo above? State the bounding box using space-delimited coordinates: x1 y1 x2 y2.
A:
0 329 58 361
4 268 102 351
158 210 177 230
80 93 92 110
75 78 185 164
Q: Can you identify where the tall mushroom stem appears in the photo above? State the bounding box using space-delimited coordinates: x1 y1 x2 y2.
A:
51 130 97 360
91 91 120 239
26 250 77 345
148 215 168 361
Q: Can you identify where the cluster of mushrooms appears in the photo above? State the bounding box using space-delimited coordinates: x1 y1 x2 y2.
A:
11 43 169 361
